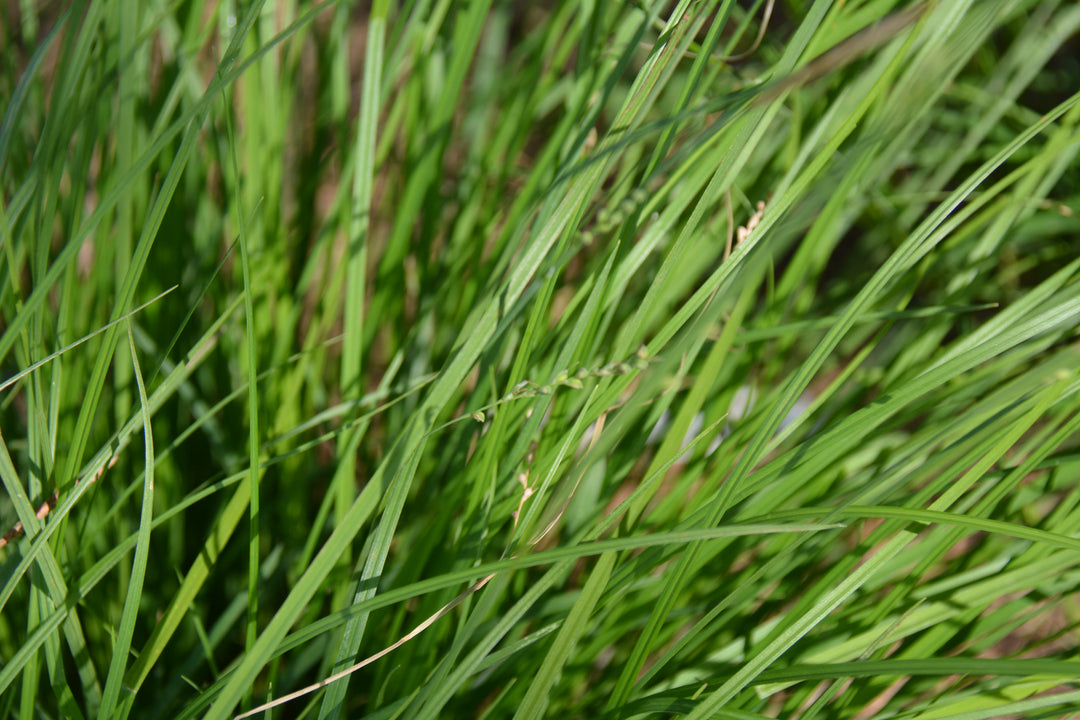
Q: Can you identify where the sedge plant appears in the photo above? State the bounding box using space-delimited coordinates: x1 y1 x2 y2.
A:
1 1 1080 719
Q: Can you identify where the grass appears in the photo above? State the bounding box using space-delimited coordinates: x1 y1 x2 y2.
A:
2 0 1080 718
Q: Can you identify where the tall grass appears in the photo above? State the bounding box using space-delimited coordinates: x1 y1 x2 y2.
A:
2 1 1079 718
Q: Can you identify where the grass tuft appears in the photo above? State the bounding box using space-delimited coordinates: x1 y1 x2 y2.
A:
2 2 1079 719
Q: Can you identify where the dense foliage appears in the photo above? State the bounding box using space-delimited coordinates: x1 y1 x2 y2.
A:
2 1 1079 718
